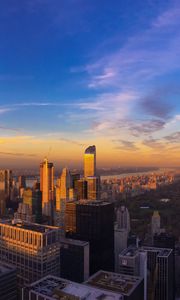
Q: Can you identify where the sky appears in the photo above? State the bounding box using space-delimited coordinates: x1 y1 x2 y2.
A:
0 0 180 169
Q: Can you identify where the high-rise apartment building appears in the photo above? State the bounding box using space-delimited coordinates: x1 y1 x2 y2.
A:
23 188 42 222
59 167 72 199
40 158 54 217
75 178 88 200
84 145 96 177
0 169 12 199
18 175 26 189
142 246 174 300
86 176 100 200
15 189 42 223
0 220 60 289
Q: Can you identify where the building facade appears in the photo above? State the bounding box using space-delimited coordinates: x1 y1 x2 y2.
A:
0 220 60 289
84 145 96 178
40 158 54 217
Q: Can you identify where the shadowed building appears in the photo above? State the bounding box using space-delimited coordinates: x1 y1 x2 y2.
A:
65 200 114 274
0 261 17 300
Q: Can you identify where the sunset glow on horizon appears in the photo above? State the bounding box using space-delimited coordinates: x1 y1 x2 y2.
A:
0 0 180 168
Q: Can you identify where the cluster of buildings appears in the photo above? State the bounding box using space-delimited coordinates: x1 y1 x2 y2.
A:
0 145 177 299
101 173 174 201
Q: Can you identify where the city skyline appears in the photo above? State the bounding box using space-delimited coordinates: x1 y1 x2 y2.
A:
0 0 180 168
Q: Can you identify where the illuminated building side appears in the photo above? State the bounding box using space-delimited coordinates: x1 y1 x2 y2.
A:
84 145 96 177
0 220 60 289
40 158 54 217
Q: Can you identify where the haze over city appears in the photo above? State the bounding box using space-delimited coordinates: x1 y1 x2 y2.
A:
0 0 180 168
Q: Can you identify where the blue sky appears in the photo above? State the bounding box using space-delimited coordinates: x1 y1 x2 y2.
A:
0 0 180 167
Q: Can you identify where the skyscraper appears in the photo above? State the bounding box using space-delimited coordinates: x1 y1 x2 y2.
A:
84 145 96 177
18 175 26 189
0 169 12 199
116 206 131 232
75 200 114 274
86 176 100 200
60 167 72 199
114 206 131 271
142 246 174 300
40 158 54 217
151 211 161 236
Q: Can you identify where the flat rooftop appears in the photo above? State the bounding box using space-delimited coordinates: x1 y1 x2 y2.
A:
28 275 123 300
85 270 143 296
142 246 172 257
0 219 59 233
120 246 139 257
76 200 111 206
60 237 89 247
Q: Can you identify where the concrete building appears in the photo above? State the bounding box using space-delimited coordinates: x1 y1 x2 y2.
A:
0 220 60 289
0 261 17 300
151 211 161 236
114 206 131 272
116 206 131 232
23 275 123 300
117 246 147 300
86 270 144 300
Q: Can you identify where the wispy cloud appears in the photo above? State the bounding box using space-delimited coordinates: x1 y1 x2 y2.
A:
153 6 180 28
0 108 14 114
112 139 139 151
0 151 36 157
74 2 180 90
59 137 85 147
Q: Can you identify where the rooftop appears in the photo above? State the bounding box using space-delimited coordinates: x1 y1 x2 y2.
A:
120 246 139 257
0 219 59 233
77 200 111 206
60 237 89 247
85 271 143 296
27 275 123 300
142 246 172 257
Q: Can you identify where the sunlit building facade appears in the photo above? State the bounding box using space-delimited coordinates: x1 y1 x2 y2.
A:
84 145 96 178
0 220 60 289
40 158 54 217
